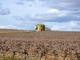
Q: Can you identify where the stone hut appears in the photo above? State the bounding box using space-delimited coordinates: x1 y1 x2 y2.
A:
35 24 45 32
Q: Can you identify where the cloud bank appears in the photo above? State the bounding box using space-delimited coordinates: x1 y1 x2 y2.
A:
39 0 80 10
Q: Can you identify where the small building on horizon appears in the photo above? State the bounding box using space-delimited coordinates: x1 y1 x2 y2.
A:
35 24 45 32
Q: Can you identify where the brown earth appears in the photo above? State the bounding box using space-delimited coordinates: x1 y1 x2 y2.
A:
0 29 80 60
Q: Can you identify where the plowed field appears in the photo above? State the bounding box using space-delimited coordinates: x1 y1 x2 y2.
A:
0 29 80 60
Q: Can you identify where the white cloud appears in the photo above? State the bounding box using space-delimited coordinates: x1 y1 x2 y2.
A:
0 26 6 29
30 9 68 21
70 21 77 27
43 21 80 31
51 25 65 31
0 25 17 29
46 9 59 13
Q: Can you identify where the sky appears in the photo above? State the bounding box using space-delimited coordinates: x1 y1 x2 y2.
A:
0 0 80 31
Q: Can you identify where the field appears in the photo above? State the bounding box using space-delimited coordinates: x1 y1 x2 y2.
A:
0 29 80 60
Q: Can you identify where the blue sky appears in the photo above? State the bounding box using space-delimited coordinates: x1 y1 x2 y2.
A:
0 0 80 31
